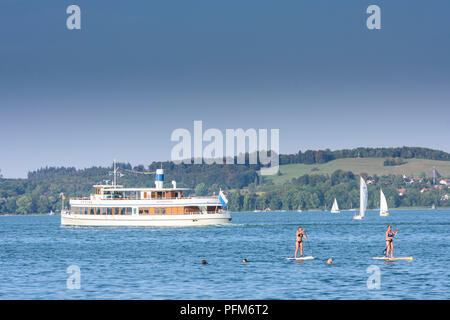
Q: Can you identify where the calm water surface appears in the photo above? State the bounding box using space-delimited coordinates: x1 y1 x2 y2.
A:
0 210 449 299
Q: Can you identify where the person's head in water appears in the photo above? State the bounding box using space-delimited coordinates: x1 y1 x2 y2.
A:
387 225 392 231
201 260 207 265
242 259 247 263
298 226 303 232
327 258 333 265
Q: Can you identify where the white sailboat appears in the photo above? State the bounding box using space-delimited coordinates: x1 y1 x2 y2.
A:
353 177 367 220
330 198 340 213
379 189 389 217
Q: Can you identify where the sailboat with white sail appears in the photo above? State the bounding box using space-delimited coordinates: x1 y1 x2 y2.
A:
379 189 389 216
330 198 340 213
353 176 367 220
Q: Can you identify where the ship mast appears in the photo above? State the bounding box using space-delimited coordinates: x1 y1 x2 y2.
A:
110 159 120 187
113 159 117 187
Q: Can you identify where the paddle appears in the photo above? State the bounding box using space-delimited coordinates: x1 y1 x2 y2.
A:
303 229 313 257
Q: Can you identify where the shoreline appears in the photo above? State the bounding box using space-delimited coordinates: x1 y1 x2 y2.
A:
0 213 61 216
238 207 450 213
1 207 449 216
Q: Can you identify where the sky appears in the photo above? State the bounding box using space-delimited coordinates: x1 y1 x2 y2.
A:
0 0 449 178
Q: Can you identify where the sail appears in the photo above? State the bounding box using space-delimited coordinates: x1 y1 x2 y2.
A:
380 189 388 214
360 177 368 218
429 167 441 178
331 198 339 212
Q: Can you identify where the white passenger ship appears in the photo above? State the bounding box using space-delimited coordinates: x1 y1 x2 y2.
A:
61 163 231 227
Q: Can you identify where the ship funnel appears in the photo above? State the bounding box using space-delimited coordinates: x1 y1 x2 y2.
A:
155 169 164 189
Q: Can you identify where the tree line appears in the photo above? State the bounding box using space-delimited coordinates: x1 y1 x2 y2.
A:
226 170 449 212
279 147 450 165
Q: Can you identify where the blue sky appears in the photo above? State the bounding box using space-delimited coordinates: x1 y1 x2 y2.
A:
1 0 449 178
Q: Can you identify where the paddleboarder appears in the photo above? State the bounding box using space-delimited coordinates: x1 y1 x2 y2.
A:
385 225 399 259
294 226 308 258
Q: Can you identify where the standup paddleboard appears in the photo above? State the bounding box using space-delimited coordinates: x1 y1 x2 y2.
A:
286 256 315 261
371 257 413 261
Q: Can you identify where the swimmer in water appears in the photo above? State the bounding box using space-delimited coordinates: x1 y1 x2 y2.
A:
385 225 399 259
294 226 308 258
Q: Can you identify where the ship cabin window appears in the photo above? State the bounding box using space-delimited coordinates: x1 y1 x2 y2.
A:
101 208 106 215
96 208 100 215
157 192 163 199
151 192 156 199
155 208 160 214
90 208 94 215
144 209 149 215
161 208 166 214
127 208 132 215
166 191 174 199
139 208 143 214
120 208 125 215
112 192 122 199
103 191 121 199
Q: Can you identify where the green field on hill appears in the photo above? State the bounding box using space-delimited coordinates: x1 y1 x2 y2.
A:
263 158 450 184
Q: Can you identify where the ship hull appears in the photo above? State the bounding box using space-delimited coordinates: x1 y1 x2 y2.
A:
61 212 232 227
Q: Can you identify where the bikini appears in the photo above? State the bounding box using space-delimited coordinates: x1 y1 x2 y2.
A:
387 232 394 243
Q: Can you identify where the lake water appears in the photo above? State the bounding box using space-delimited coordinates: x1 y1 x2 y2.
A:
0 210 449 299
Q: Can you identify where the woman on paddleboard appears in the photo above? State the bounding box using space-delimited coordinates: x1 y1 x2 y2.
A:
294 226 308 258
385 225 398 259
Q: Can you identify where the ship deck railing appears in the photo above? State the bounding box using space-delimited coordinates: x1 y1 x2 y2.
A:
70 196 220 201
